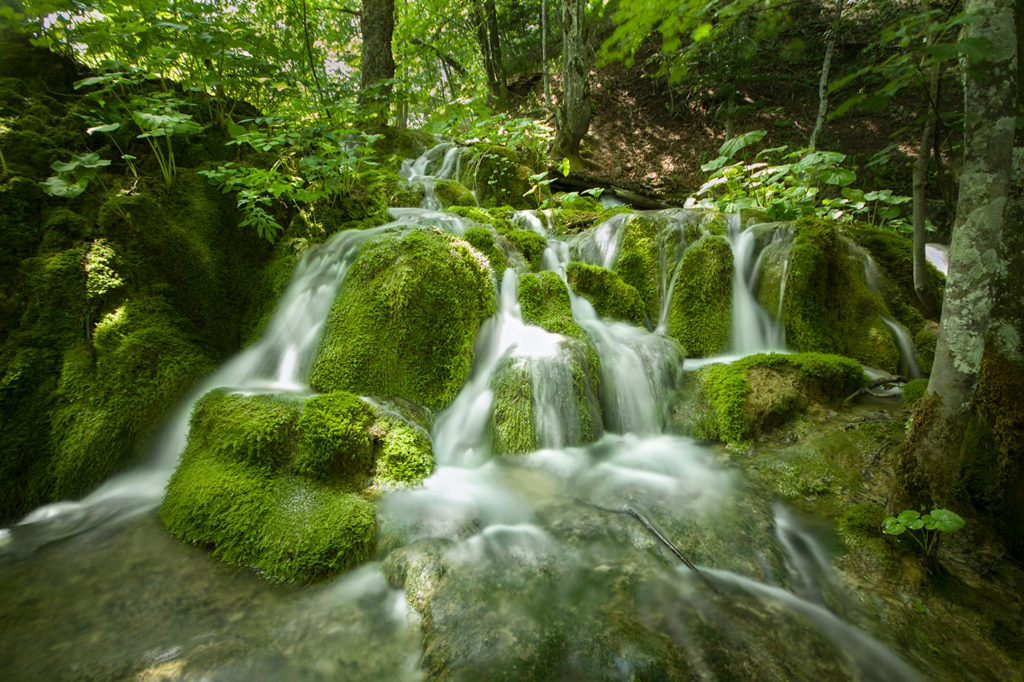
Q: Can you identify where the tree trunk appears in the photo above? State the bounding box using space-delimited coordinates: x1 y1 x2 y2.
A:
553 0 590 168
912 58 941 317
360 0 396 125
484 0 508 103
542 0 550 109
895 0 1018 508
809 1 844 150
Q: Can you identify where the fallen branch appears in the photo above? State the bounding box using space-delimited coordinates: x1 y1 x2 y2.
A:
844 375 909 404
576 499 720 594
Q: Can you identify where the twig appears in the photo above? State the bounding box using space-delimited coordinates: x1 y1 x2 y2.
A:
844 374 908 404
576 498 720 594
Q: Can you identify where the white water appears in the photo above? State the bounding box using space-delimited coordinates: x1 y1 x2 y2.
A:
881 316 922 379
728 215 783 353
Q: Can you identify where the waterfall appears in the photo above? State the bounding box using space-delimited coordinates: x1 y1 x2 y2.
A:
728 215 783 353
1 144 927 682
854 245 922 378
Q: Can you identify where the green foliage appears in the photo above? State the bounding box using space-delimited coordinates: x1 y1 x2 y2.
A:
40 152 110 198
565 261 645 326
294 391 375 486
882 508 965 556
666 235 733 357
694 132 911 228
309 228 495 410
459 144 535 209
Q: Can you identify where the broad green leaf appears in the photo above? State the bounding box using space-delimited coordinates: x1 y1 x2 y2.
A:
882 517 906 535
692 23 713 43
701 156 729 172
928 509 965 533
896 509 921 525
40 175 86 198
87 123 121 135
718 129 766 160
819 168 856 186
956 37 994 62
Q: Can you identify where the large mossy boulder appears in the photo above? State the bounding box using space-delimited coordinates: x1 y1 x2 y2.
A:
309 228 495 410
161 388 434 583
675 352 866 446
666 234 733 357
565 261 645 326
769 218 900 372
458 144 536 209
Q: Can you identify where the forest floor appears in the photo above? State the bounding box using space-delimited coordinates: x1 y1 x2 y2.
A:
574 59 923 206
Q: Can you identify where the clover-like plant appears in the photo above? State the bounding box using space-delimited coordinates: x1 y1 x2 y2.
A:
882 508 965 555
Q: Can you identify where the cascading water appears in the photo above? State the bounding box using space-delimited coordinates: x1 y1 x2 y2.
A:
0 141 926 681
727 214 784 353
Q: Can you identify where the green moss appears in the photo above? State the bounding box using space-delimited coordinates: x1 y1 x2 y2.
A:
160 389 378 583
506 228 547 271
434 178 476 208
850 226 944 325
294 391 375 486
839 501 887 542
684 352 866 445
666 235 733 357
902 378 928 406
782 218 900 372
613 215 661 323
367 126 436 164
565 261 645 326
518 271 586 340
463 226 508 278
490 358 537 455
914 327 938 375
445 205 517 234
309 228 495 410
458 143 535 209
374 417 435 486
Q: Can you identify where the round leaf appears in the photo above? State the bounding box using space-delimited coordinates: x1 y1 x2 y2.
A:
929 509 965 533
882 517 906 535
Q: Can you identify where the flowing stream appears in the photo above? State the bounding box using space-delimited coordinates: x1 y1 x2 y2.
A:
0 144 925 681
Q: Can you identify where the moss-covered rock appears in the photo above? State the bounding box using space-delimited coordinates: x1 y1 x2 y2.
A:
295 391 376 486
489 342 603 455
565 261 645 326
463 226 509 279
902 378 928 406
309 228 495 410
506 228 547 271
778 218 900 372
161 387 435 583
434 178 476 208
850 226 945 328
675 352 866 446
914 326 938 375
666 235 733 357
613 215 661 323
518 270 586 340
458 144 535 209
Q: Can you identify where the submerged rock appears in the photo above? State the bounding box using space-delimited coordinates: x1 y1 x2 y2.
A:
309 228 496 410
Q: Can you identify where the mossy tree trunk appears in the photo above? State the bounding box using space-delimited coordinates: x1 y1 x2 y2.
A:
359 0 396 125
553 0 590 169
897 0 1018 509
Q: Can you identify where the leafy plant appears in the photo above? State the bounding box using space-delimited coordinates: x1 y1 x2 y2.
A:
40 152 112 198
882 508 965 556
691 130 911 227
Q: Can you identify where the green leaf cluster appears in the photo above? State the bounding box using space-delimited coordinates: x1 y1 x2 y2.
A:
882 508 965 555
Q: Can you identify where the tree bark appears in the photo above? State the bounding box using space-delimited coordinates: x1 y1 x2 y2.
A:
360 0 396 125
897 0 1018 508
809 1 845 150
553 0 590 168
912 58 941 317
542 0 550 109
